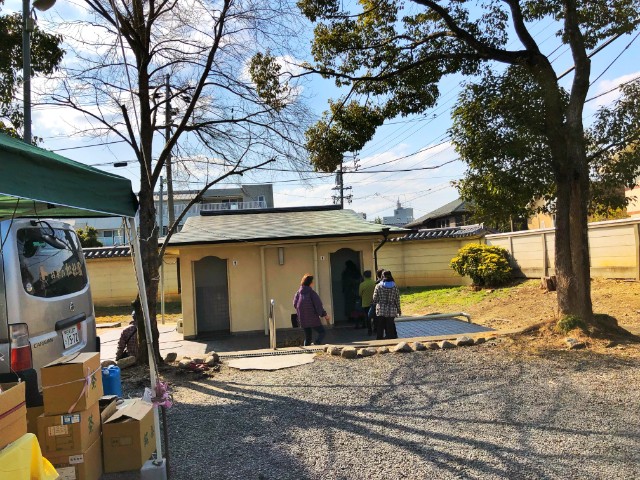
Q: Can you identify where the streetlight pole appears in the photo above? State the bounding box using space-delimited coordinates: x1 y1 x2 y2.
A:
22 0 33 144
22 0 57 144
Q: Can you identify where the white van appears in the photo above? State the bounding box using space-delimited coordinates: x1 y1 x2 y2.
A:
0 218 97 402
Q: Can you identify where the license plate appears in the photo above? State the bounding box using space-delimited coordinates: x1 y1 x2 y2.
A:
62 325 80 349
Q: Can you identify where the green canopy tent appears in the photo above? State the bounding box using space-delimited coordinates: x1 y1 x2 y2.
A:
0 132 164 463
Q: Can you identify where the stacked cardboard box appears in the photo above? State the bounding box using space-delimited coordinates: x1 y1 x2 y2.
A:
102 399 156 473
0 381 27 450
38 353 103 480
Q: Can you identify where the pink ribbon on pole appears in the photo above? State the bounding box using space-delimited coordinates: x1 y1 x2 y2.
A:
152 381 173 409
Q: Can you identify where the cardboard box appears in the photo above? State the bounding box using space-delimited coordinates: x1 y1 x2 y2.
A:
47 436 102 480
0 382 27 450
99 395 118 424
26 405 44 435
41 353 103 415
37 401 100 456
103 399 156 473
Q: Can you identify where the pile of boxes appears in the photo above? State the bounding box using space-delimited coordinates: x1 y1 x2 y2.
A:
38 352 104 480
0 352 158 479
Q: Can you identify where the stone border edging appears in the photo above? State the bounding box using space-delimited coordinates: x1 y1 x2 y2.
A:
326 335 498 359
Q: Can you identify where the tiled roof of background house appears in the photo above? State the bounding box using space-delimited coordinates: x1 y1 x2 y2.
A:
391 224 489 242
168 206 406 245
405 198 473 228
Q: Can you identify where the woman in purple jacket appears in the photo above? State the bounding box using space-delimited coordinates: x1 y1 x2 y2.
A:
293 274 330 346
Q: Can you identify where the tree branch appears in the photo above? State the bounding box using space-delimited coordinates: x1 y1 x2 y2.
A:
410 0 529 64
503 0 542 54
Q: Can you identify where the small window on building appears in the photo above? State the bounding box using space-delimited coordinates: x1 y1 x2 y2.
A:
102 230 114 238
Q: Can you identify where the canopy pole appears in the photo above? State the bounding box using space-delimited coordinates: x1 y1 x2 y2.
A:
127 217 164 464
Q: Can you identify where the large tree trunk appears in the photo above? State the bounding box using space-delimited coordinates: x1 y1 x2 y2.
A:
554 169 593 322
553 126 593 323
134 183 162 364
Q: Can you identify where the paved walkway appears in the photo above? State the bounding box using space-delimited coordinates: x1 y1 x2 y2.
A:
99 317 494 361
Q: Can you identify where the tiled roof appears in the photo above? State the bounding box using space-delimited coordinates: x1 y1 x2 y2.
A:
168 206 406 246
391 224 489 242
83 246 131 259
405 198 473 228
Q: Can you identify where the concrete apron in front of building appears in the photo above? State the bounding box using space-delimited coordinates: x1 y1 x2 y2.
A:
99 319 495 361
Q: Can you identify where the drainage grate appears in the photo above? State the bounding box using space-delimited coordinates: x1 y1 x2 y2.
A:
220 349 321 359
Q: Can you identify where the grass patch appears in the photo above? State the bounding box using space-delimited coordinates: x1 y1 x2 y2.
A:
400 285 512 315
95 301 182 322
555 314 587 334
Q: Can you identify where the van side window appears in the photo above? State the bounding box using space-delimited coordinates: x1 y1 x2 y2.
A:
17 227 88 298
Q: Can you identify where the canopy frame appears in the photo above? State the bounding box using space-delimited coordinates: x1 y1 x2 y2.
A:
0 133 163 464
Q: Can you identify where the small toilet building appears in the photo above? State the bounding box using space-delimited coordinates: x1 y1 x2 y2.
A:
166 206 403 338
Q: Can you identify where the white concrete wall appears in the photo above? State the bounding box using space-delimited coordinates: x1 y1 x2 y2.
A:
486 218 640 280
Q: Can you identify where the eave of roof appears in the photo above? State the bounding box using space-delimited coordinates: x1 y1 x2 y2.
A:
83 246 131 259
405 198 472 228
391 224 489 242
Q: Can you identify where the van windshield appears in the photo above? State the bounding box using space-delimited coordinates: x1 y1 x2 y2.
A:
17 227 88 298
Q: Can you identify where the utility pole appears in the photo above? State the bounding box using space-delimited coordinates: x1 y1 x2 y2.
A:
332 161 352 207
159 176 165 325
165 74 175 227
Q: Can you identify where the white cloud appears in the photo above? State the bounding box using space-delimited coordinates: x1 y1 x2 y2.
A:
588 71 640 109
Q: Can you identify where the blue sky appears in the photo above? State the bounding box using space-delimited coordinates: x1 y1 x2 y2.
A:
5 0 640 221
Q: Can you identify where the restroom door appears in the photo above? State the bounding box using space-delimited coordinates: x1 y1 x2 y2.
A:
194 256 230 334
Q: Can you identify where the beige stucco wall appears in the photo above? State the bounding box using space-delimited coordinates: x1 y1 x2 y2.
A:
377 238 481 288
626 185 640 217
171 237 378 337
486 218 640 280
86 256 180 306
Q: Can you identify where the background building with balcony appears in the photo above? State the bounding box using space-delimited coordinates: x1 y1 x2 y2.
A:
65 184 273 246
68 217 128 246
155 184 274 233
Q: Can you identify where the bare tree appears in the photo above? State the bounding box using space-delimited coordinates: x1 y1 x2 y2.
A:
42 0 311 362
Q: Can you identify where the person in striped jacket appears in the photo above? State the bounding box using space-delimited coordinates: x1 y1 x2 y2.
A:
372 270 401 340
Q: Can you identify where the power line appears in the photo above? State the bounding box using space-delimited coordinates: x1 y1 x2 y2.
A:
590 31 640 86
358 136 451 171
586 74 640 103
51 140 128 152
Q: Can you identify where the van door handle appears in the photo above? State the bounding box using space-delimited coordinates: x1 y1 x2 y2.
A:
55 313 87 331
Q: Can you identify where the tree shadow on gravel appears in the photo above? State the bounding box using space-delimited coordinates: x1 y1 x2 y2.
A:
150 351 640 480
103 350 640 479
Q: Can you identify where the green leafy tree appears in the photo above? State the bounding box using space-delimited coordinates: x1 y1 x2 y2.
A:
76 227 103 248
292 0 640 327
0 1 63 139
451 67 640 227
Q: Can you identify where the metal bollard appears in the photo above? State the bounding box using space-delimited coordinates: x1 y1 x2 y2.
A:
269 299 277 350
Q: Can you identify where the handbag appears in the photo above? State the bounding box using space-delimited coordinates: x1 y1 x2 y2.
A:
291 313 300 328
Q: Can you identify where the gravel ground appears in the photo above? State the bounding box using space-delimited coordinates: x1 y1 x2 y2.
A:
108 345 640 480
